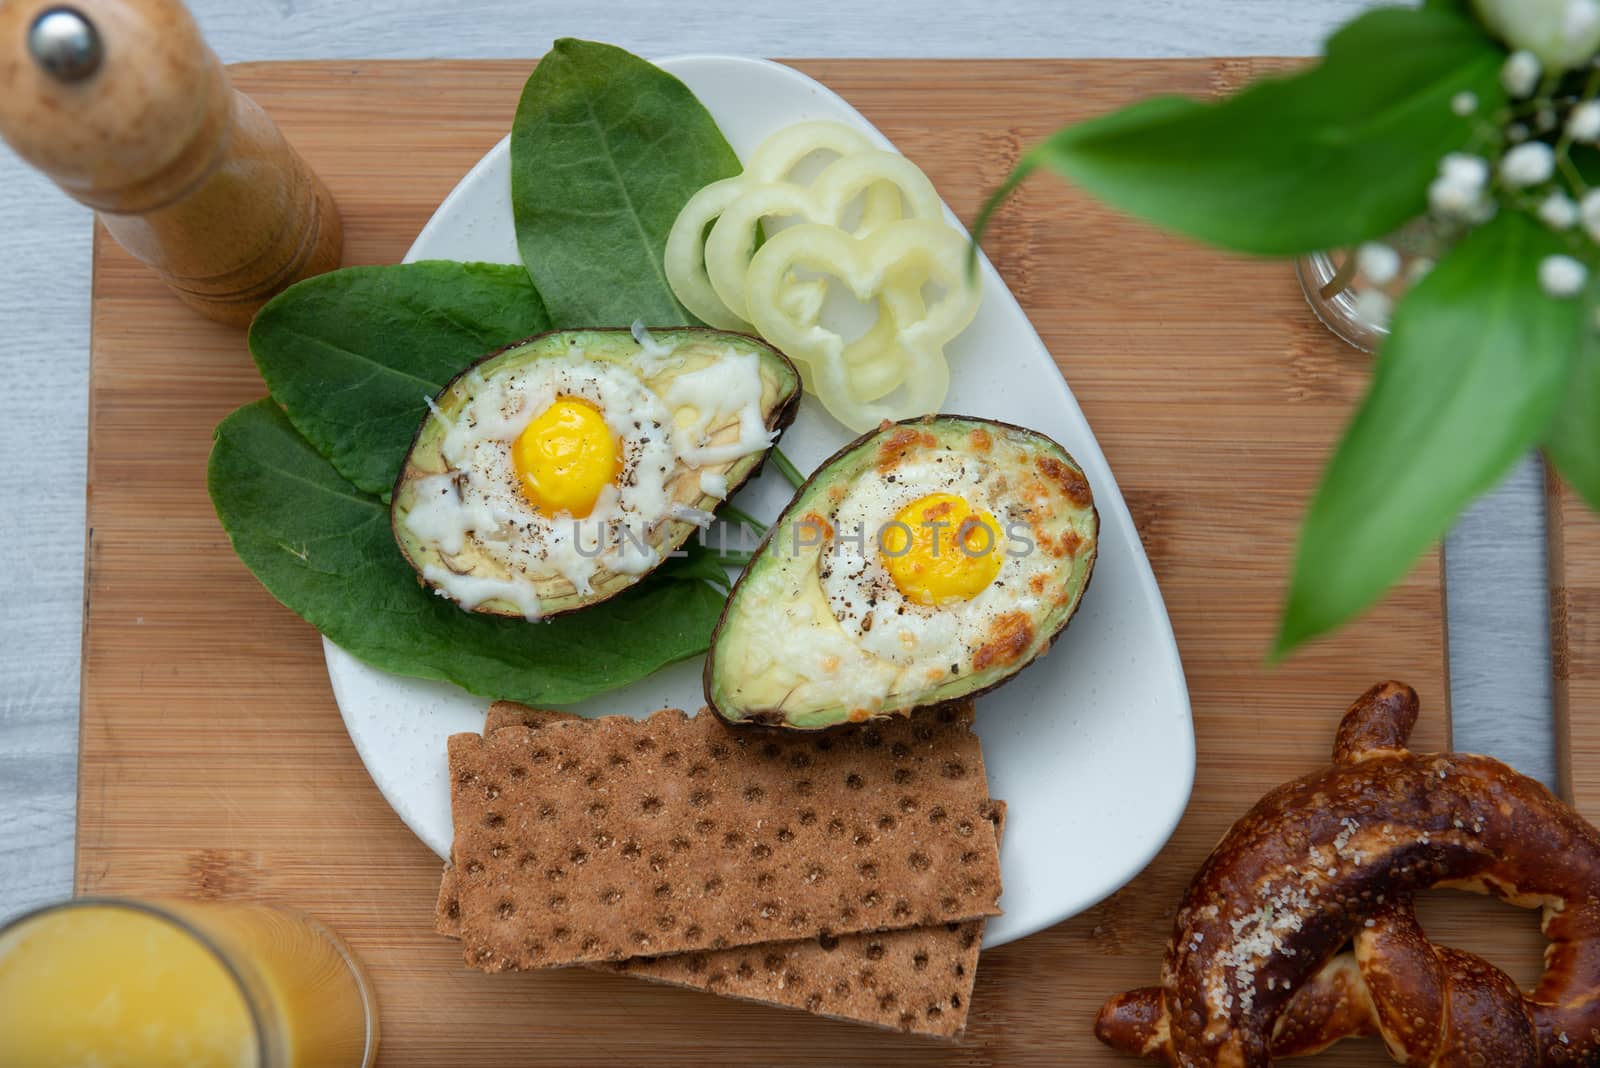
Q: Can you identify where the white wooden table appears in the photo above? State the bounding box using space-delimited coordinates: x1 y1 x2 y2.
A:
0 0 1553 917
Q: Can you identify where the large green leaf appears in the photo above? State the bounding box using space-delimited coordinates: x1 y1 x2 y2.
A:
1547 289 1600 513
249 261 551 497
511 38 742 325
991 7 1504 255
209 401 727 705
1276 213 1582 655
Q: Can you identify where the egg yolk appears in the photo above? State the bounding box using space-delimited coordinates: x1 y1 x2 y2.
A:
880 493 1003 604
512 397 620 518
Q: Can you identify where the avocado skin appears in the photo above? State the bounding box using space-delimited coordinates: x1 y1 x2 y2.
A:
704 413 1099 731
392 326 801 620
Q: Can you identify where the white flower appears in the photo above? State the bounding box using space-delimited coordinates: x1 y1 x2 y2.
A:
1430 153 1495 221
1540 191 1580 230
1475 0 1600 73
1427 178 1473 218
1571 0 1600 40
1500 142 1556 186
1583 190 1600 241
1501 50 1543 98
1406 257 1436 285
1540 254 1588 298
1356 242 1401 286
1428 180 1496 223
1570 101 1600 143
1441 152 1490 189
1352 289 1394 329
1451 91 1478 116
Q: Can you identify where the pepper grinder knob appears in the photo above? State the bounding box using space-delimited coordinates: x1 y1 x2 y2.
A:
0 0 343 326
28 7 103 82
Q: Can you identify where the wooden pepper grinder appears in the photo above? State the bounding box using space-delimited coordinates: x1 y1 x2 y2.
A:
0 0 342 326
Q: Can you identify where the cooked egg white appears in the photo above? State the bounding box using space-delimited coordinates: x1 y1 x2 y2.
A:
820 457 1048 664
402 340 774 619
727 435 1077 716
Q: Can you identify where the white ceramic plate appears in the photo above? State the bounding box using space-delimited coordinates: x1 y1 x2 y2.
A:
327 55 1193 948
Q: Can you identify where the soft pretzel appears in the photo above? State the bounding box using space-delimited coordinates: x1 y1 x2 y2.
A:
1097 681 1600 1067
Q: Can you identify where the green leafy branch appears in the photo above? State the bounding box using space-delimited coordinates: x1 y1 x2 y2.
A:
975 4 1598 657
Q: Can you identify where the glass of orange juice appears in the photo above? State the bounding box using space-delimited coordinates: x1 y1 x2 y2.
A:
0 897 378 1067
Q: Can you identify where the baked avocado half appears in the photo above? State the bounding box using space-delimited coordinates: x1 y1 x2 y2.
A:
392 327 800 621
706 415 1098 729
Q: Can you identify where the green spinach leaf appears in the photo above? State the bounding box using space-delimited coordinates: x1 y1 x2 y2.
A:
209 400 728 704
979 8 1505 255
222 45 758 705
511 38 742 325
249 261 551 498
1276 213 1582 656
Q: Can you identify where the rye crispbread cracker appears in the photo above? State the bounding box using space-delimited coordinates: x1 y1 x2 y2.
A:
436 704 1002 1036
435 870 992 1037
483 699 562 735
608 802 1005 1038
435 703 571 936
436 861 461 936
448 703 1001 970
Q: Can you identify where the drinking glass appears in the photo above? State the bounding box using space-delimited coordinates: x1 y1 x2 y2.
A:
0 896 379 1067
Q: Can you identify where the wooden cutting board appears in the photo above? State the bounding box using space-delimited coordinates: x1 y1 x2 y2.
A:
1552 475 1600 823
78 59 1550 1066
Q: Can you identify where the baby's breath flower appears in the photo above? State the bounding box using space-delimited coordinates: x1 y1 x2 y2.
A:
1500 142 1556 187
1429 154 1494 222
1568 0 1600 42
1539 254 1589 298
1441 153 1490 189
1356 242 1401 286
1451 91 1478 117
1570 101 1600 143
1476 1 1600 73
1507 122 1531 144
1540 191 1580 230
1428 178 1474 220
1430 188 1496 224
1501 50 1542 98
1351 289 1393 330
1582 190 1600 241
1406 258 1435 285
